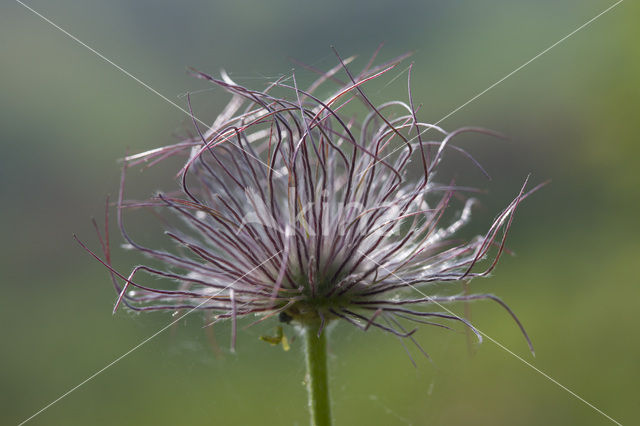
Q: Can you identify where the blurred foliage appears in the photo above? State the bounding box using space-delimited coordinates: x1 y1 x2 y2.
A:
1 1 637 425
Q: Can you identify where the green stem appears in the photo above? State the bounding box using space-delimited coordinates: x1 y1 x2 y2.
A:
303 323 332 426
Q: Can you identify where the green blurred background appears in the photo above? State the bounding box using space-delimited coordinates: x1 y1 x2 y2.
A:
1 1 638 425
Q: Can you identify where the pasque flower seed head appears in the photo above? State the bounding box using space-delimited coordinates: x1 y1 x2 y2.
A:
79 51 542 357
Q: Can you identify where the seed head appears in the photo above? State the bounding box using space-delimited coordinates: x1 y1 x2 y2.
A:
80 51 541 356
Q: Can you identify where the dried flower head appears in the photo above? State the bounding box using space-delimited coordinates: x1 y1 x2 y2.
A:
80 51 540 356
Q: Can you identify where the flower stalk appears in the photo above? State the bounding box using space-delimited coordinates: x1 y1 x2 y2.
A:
303 323 331 426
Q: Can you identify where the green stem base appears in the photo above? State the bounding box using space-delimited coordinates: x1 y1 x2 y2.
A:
303 324 332 426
